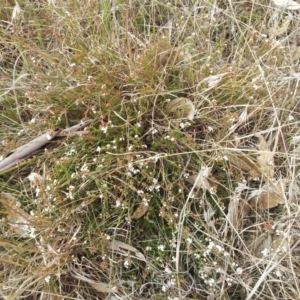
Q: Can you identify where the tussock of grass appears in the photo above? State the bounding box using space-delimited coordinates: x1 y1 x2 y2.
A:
1 0 300 299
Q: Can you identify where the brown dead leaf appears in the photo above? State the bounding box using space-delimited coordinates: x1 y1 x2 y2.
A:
249 179 286 210
263 222 274 232
269 19 290 37
109 240 146 262
271 0 300 10
249 169 260 180
224 183 251 234
256 134 274 179
188 166 212 191
272 234 291 257
293 46 300 61
7 214 33 237
227 154 256 173
130 202 149 220
226 199 239 229
241 199 252 217
0 192 17 202
248 227 293 259
165 97 195 121
271 222 294 258
202 73 228 91
226 134 274 180
88 282 117 293
249 190 280 209
72 271 117 293
0 193 36 237
247 233 272 258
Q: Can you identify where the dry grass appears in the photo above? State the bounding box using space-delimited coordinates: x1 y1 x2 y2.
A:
1 0 300 299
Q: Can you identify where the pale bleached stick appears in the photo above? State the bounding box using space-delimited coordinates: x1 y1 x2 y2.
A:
0 119 92 174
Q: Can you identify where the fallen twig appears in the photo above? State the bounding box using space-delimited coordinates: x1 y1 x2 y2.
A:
0 119 92 174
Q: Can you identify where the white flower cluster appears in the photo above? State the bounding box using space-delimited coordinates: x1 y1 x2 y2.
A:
162 278 176 292
149 178 161 192
127 161 140 176
203 239 229 258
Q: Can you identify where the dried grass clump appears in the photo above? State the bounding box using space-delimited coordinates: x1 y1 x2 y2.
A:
1 0 300 299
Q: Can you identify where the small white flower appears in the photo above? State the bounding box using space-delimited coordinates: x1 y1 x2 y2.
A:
29 118 36 124
274 269 282 277
261 247 270 257
206 278 215 287
100 126 108 134
158 244 165 251
207 126 214 132
28 226 36 238
188 192 195 198
35 186 41 197
124 259 130 268
186 238 193 244
226 277 233 286
80 163 89 172
151 128 158 135
45 83 52 90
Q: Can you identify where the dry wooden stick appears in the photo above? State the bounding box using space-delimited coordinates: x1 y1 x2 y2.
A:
0 119 92 174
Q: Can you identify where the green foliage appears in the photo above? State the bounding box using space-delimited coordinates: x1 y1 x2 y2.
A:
0 0 300 299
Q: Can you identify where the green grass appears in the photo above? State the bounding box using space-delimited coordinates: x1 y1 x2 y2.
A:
1 0 300 299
